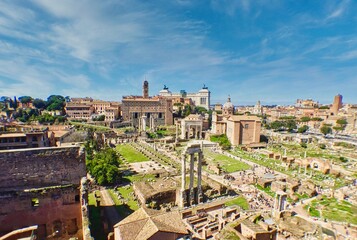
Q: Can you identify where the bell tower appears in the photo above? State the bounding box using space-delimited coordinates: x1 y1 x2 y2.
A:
143 80 149 98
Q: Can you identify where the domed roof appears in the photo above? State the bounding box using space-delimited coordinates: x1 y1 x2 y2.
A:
159 85 171 94
223 96 234 109
159 89 171 94
199 84 209 93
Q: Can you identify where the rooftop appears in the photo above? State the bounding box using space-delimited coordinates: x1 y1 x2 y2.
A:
115 207 188 240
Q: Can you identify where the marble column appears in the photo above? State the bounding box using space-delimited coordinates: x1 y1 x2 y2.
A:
197 151 203 203
181 122 185 139
175 121 179 143
179 154 187 208
142 115 147 131
150 115 155 130
189 153 195 205
138 113 142 131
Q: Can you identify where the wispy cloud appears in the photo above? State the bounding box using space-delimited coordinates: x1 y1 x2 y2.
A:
0 0 357 104
326 0 350 20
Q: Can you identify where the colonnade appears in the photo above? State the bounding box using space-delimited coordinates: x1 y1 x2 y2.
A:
179 144 203 207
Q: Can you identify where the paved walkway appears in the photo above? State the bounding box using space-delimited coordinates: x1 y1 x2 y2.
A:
100 189 121 229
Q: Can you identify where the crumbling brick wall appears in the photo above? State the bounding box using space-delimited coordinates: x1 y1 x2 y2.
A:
0 146 86 189
0 146 86 238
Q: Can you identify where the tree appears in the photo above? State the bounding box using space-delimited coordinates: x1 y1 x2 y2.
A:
320 125 332 136
285 119 297 132
0 96 11 109
46 95 65 111
18 96 33 104
319 144 326 149
270 121 284 131
93 115 105 121
86 148 121 185
300 116 311 122
210 134 231 150
298 125 309 133
334 118 347 132
33 98 46 109
194 106 208 114
183 104 192 117
300 142 307 148
311 117 323 122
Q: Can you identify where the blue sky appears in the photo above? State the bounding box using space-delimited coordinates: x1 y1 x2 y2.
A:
0 0 357 105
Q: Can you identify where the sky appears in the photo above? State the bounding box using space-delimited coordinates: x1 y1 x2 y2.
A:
0 0 357 105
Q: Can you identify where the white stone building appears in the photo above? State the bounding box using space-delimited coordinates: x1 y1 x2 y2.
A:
159 85 211 110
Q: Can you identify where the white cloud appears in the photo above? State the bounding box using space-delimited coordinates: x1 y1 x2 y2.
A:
326 0 350 20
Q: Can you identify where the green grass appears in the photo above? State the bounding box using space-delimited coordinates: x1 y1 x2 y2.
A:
304 205 321 217
231 148 350 188
88 192 105 240
204 149 250 173
230 149 290 175
108 188 138 218
271 142 350 164
255 184 275 198
225 196 249 210
306 196 357 224
219 229 241 240
294 193 310 200
70 121 111 131
116 144 149 163
123 173 155 183
106 173 155 217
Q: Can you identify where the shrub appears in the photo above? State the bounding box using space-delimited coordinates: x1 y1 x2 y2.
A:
319 144 326 149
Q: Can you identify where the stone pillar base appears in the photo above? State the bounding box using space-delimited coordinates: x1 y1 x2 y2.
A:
178 189 187 208
189 188 195 206
197 188 203 204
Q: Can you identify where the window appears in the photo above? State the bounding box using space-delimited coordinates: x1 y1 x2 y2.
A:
75 195 80 202
159 113 163 118
31 198 39 207
244 124 249 129
200 97 206 105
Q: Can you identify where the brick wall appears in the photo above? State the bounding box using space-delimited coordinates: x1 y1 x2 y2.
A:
0 146 86 189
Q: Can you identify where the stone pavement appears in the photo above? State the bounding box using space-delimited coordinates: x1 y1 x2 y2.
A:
100 189 121 230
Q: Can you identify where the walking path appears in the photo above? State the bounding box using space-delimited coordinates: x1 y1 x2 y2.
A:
100 189 121 230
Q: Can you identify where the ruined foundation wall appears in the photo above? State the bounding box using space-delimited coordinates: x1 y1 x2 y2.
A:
0 186 82 239
0 146 86 189
0 146 87 239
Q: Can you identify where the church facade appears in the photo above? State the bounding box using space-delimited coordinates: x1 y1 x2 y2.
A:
212 96 261 146
121 81 173 130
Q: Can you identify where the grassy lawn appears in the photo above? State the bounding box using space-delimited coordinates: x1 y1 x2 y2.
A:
116 144 149 163
70 121 111 131
255 184 275 198
271 142 351 164
304 204 321 217
204 149 250 173
306 196 357 224
230 149 290 175
225 196 249 210
108 188 138 218
88 192 105 240
107 173 155 218
231 149 349 189
123 173 155 183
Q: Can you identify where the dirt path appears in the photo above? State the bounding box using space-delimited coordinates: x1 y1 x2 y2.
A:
100 189 121 229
